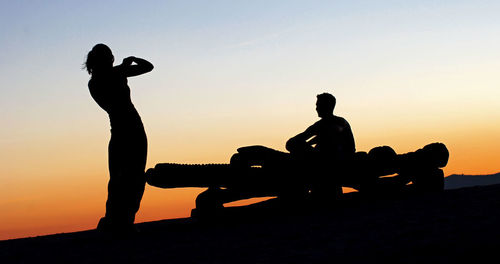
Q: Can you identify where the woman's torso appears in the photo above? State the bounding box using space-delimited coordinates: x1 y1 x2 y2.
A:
88 68 144 134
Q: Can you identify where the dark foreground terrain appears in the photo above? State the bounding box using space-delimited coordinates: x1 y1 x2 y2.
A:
1 184 500 264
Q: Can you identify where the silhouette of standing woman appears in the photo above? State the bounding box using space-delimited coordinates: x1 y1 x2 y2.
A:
85 44 153 234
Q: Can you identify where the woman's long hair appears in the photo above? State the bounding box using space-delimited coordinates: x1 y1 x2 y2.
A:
84 43 114 75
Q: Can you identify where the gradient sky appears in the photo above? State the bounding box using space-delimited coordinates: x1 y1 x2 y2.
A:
1 0 500 240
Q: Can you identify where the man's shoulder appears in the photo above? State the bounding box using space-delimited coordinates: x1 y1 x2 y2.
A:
314 115 352 129
331 115 351 126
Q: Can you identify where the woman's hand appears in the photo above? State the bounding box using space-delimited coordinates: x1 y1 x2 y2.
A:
122 56 136 66
119 56 154 77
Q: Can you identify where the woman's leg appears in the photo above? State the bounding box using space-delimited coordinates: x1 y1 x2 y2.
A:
99 132 147 231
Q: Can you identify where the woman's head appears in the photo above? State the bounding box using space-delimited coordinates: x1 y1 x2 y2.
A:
84 43 114 74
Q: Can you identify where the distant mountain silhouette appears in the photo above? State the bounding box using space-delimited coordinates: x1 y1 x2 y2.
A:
445 172 500 189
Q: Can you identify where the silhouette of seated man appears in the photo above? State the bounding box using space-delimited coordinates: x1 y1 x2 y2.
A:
195 93 356 209
286 92 355 163
234 93 354 171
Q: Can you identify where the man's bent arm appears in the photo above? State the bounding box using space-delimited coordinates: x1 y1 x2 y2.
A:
286 124 317 152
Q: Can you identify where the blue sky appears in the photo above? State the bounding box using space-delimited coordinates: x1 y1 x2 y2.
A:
1 0 500 164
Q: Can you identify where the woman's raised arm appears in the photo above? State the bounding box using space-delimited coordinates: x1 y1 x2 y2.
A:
119 56 154 77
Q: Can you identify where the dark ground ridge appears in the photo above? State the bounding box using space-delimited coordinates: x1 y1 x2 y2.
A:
1 183 500 263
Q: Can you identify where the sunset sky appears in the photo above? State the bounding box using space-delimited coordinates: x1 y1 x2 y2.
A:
1 0 500 240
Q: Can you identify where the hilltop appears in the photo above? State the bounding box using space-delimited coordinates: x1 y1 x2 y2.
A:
1 182 500 263
445 172 500 189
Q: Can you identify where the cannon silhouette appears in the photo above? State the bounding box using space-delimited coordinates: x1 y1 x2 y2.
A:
146 143 449 215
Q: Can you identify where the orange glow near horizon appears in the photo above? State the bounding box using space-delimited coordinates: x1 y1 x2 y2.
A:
2 121 500 241
2 116 500 241
2 130 499 241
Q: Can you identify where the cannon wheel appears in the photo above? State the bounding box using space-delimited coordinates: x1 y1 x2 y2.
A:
409 168 445 193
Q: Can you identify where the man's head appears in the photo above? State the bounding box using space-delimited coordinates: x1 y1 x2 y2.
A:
316 93 336 118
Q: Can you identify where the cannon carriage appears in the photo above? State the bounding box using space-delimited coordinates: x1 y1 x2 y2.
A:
146 143 449 215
